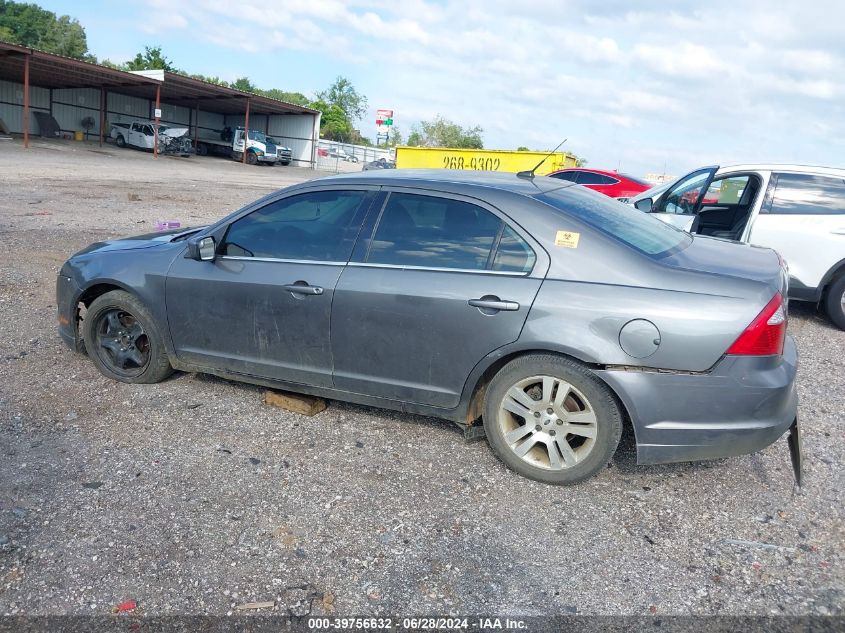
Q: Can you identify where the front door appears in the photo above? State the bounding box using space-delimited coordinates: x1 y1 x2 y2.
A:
649 166 717 230
165 188 375 386
330 190 545 409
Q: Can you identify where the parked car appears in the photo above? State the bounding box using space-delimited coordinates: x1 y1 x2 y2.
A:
547 168 651 202
56 170 799 485
362 157 396 171
110 120 191 156
327 147 358 163
629 164 845 329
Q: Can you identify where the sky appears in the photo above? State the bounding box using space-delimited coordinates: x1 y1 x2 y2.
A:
37 0 845 177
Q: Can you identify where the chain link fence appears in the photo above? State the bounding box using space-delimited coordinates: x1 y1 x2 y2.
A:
315 140 393 173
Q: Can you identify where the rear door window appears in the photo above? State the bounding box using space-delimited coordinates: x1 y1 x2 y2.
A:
768 174 845 215
576 172 618 185
367 192 534 273
222 190 371 261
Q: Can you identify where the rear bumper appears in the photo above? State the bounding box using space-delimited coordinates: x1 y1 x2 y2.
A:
597 335 798 465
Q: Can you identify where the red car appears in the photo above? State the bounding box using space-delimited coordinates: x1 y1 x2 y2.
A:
547 168 651 202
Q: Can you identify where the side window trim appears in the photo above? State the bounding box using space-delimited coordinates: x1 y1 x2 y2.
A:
356 187 539 276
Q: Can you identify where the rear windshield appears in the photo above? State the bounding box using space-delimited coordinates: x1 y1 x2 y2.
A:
535 187 692 257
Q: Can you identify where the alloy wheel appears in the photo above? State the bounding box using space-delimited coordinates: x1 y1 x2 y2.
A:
497 375 598 470
93 309 150 377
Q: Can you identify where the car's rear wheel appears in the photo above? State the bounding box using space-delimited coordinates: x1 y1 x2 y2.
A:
82 290 173 384
824 274 845 330
483 354 622 484
115 135 125 148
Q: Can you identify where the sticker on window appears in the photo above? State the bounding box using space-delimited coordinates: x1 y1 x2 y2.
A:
555 230 580 248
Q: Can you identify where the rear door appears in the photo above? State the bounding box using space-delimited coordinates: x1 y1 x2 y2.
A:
166 187 376 386
649 166 718 230
748 172 845 291
330 189 547 409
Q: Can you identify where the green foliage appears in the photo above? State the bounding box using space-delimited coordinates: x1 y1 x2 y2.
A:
261 89 311 106
125 45 180 72
0 0 92 59
387 127 403 147
409 115 484 149
229 76 256 92
316 76 368 123
310 99 353 141
517 146 530 151
572 154 588 167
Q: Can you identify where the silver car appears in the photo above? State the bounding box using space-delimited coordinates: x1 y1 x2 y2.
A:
56 170 800 485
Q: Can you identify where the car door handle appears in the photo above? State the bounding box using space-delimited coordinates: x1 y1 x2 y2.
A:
468 298 520 312
282 283 324 295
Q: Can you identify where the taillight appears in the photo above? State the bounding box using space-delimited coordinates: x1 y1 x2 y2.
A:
726 293 786 356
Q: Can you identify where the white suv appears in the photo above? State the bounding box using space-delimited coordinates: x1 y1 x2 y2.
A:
630 164 845 329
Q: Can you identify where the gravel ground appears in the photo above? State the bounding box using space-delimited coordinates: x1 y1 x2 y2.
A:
0 139 842 618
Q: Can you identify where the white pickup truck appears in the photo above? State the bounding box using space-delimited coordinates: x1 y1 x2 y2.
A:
195 127 291 166
110 120 191 155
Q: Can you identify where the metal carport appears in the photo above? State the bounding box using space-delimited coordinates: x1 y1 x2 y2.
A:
0 41 321 166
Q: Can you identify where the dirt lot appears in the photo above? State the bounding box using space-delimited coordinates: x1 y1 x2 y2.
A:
0 139 842 618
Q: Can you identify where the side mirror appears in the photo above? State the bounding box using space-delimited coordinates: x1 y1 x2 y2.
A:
187 236 217 261
635 198 653 212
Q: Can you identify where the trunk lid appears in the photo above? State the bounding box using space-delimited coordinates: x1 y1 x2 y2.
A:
661 234 787 297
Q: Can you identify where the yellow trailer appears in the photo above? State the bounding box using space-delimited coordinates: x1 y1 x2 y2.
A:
394 146 577 175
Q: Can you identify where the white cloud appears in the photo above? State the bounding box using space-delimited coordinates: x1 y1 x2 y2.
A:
132 0 845 175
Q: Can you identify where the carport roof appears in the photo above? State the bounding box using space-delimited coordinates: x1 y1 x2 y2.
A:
0 41 318 116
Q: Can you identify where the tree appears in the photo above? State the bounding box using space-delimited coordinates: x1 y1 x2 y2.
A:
230 76 256 92
517 146 530 151
125 46 180 72
572 154 588 167
409 115 484 149
387 127 403 147
316 76 368 123
262 89 311 107
0 1 93 60
310 99 353 142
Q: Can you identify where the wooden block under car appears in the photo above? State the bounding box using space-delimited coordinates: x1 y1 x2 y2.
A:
263 389 327 416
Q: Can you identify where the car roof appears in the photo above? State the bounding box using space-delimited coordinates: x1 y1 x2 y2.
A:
717 163 845 177
313 168 576 195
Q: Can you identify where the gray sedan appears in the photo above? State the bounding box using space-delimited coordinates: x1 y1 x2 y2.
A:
56 170 800 484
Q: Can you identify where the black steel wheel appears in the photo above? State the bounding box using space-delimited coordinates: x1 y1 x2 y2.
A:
82 290 173 384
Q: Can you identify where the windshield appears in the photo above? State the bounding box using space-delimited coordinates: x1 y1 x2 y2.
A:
248 130 266 142
535 187 692 258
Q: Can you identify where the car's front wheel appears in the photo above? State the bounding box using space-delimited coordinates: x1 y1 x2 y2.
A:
483 354 622 484
82 290 173 384
824 274 845 330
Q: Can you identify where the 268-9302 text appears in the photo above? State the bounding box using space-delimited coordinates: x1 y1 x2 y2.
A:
442 156 502 171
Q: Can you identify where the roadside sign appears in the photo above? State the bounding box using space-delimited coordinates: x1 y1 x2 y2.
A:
153 108 162 118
